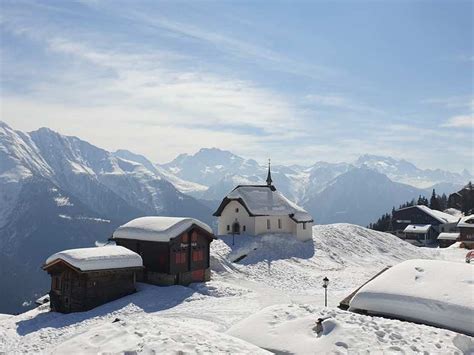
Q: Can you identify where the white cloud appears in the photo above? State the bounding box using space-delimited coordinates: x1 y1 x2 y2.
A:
304 94 384 115
442 115 474 128
422 96 474 110
1 3 472 172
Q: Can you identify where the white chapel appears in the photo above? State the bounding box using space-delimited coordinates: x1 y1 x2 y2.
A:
213 162 313 241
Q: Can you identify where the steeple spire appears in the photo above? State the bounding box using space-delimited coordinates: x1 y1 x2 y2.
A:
266 158 273 186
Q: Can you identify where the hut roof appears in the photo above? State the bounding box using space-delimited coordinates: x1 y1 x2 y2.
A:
404 224 431 234
45 246 142 271
113 216 213 242
457 215 474 228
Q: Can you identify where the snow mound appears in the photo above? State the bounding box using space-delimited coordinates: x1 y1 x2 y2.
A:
228 303 469 354
211 224 432 294
50 316 268 355
349 259 474 335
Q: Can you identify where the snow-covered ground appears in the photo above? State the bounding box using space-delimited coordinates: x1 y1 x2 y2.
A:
0 224 472 354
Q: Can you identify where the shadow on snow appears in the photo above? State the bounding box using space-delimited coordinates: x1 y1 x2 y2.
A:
16 282 203 336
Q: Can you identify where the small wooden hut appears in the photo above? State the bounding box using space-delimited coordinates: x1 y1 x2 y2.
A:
112 216 215 286
43 246 143 313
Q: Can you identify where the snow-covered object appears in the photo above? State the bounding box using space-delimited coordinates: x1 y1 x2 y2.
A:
415 205 460 224
403 224 431 233
437 232 460 240
458 215 474 228
224 185 312 222
444 208 463 217
227 303 472 354
349 259 474 335
45 246 143 271
113 216 213 242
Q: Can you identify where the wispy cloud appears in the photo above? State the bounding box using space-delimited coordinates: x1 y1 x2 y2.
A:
304 94 384 115
422 96 474 110
442 115 474 128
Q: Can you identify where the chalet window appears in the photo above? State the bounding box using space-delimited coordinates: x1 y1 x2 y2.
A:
235 208 239 213
278 219 282 229
267 219 270 229
192 250 204 262
303 222 306 230
175 252 186 264
192 231 198 242
182 234 189 243
227 225 230 231
243 225 246 232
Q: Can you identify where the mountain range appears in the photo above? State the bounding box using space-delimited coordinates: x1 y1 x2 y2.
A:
0 120 470 313
158 147 468 218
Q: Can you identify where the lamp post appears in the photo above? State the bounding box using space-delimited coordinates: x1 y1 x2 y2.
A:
322 277 329 307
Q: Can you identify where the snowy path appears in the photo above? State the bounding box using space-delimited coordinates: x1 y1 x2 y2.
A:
0 224 471 354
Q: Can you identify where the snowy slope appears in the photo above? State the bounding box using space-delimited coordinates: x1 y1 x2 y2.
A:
0 224 471 354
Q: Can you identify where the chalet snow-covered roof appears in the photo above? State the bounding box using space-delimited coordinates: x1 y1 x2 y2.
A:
437 232 460 241
113 216 214 242
213 185 313 223
404 224 432 234
44 246 143 271
413 205 459 224
457 215 474 228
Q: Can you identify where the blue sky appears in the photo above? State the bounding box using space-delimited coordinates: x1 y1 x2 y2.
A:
1 0 472 171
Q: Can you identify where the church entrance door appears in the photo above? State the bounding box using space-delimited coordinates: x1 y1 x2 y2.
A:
232 222 240 234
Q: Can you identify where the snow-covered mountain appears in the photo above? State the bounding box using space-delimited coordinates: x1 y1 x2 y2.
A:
303 168 425 225
0 121 212 314
160 148 307 203
158 148 468 217
355 154 469 189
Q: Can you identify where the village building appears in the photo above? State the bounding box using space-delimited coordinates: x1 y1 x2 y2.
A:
457 214 474 249
112 217 215 286
213 162 313 241
437 232 460 248
448 183 474 211
392 205 459 246
43 246 143 313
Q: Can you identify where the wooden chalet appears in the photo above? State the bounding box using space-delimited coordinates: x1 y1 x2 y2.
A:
112 217 215 286
43 246 143 313
458 215 474 249
392 205 459 246
437 232 460 248
448 183 474 211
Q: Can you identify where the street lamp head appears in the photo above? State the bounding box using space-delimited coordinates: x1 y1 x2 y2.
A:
323 277 329 288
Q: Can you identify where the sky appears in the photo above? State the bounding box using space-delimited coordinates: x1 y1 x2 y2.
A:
0 0 473 171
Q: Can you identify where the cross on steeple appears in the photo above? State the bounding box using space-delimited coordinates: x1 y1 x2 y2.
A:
266 158 273 186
